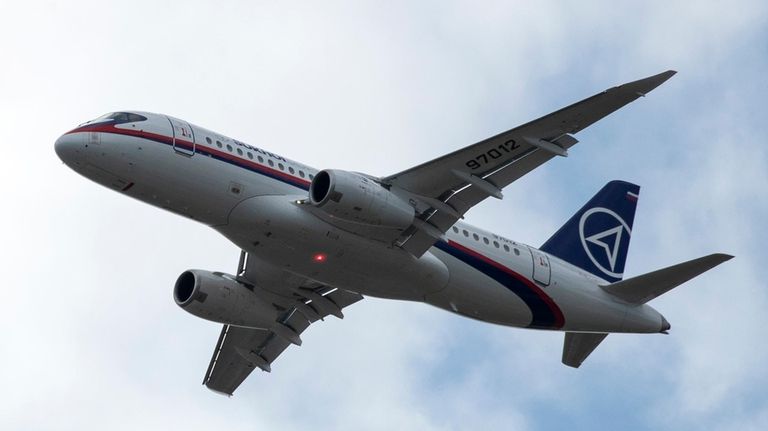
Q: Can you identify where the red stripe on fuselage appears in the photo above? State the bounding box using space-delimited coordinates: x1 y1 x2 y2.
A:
68 123 174 145
67 123 312 189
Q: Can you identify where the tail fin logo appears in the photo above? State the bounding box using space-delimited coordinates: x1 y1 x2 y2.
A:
578 207 632 279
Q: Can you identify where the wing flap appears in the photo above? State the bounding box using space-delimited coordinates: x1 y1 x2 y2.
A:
398 135 579 256
201 268 363 395
204 325 275 395
562 332 608 368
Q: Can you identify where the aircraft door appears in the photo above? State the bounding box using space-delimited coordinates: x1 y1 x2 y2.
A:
167 116 195 156
528 246 551 286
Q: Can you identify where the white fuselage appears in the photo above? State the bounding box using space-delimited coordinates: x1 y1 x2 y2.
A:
55 112 666 334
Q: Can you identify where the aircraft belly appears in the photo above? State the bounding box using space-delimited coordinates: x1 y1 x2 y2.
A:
544 271 624 332
544 258 662 333
217 195 450 300
426 248 533 327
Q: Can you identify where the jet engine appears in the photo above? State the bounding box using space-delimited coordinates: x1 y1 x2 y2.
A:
308 169 414 229
173 269 277 329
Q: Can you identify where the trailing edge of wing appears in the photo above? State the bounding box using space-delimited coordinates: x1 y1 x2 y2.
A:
383 70 677 198
600 253 733 304
202 285 363 396
384 70 677 257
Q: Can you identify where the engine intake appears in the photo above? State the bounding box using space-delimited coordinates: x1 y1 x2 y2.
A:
174 269 277 329
174 271 198 304
308 169 414 229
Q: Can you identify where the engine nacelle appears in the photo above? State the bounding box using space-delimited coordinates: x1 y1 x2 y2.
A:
173 269 277 329
309 169 414 229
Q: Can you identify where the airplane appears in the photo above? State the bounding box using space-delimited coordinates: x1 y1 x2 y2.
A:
55 70 732 396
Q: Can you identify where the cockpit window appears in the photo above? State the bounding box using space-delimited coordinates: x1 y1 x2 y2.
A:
98 112 148 123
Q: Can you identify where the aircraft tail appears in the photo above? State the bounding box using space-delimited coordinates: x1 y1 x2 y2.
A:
562 332 608 368
560 254 733 368
540 180 640 282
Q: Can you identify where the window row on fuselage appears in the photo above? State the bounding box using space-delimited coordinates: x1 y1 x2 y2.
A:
188 130 523 259
451 225 524 256
199 134 315 181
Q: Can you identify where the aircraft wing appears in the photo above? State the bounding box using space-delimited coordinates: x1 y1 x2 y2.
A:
382 70 676 256
202 257 363 396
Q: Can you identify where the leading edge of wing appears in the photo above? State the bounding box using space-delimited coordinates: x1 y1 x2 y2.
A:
383 70 676 186
510 69 676 137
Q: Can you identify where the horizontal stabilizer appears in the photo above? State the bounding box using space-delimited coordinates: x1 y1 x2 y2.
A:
601 253 733 304
562 332 608 368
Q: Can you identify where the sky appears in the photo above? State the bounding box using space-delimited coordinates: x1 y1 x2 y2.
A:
2 1 767 430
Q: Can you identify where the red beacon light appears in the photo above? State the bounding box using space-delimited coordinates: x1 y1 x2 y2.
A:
312 253 327 263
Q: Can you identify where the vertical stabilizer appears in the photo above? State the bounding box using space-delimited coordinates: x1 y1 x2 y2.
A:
562 332 609 368
540 181 640 282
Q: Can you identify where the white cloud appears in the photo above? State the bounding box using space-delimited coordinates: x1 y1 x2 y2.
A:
2 1 767 430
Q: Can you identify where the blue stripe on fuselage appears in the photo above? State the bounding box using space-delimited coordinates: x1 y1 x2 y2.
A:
434 241 564 329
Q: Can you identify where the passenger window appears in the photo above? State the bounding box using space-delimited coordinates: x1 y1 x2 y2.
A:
258 156 264 163
473 233 479 241
514 248 521 256
247 152 253 159
493 241 499 248
452 226 459 233
268 160 274 167
236 148 243 156
503 245 510 252
216 141 223 148
278 163 284 170
299 170 305 178
463 230 469 237
483 237 489 245
206 137 212 144
289 167 295 174
309 174 314 180
226 144 233 152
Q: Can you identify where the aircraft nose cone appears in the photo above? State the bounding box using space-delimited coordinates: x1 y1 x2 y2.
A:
55 133 85 167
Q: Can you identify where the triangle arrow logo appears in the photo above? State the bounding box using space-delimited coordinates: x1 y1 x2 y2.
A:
585 225 624 272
